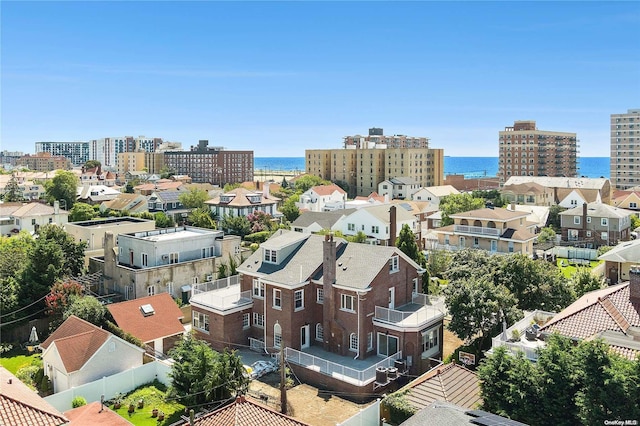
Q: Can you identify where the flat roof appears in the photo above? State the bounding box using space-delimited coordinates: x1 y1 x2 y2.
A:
69 217 151 228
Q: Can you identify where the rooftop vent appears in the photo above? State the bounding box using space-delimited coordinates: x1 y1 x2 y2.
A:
140 304 155 317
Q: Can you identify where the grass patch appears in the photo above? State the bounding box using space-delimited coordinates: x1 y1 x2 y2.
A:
111 380 185 426
0 347 42 375
556 258 603 279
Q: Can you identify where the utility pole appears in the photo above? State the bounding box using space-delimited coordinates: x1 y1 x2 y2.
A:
280 346 287 414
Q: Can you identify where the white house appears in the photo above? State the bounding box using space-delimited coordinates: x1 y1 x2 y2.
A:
40 316 144 393
291 209 356 234
412 185 460 208
334 204 417 245
296 184 347 212
0 201 69 236
558 188 601 209
378 177 420 200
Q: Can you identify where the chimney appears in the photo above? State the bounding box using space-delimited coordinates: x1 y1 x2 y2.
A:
54 200 60 214
582 202 588 233
322 234 337 352
189 409 195 426
389 205 397 246
510 202 515 211
630 265 640 301
263 182 270 199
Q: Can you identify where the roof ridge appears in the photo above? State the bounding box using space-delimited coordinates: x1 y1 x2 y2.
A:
598 297 631 333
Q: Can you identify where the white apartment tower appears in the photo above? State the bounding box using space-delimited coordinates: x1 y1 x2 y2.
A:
611 109 640 190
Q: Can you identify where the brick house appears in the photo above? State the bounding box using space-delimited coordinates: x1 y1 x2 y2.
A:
190 230 444 397
559 202 635 247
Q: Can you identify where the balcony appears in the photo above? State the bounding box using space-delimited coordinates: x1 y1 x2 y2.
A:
487 310 556 362
190 277 252 314
373 293 445 331
453 224 501 237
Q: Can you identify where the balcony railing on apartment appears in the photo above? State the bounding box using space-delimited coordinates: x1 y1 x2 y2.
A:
285 348 402 387
190 276 252 312
454 224 501 237
192 275 240 294
373 293 445 328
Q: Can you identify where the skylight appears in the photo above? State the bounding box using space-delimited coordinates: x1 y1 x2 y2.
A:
140 304 155 316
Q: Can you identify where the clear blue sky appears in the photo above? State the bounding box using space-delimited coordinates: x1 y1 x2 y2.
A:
2 1 639 157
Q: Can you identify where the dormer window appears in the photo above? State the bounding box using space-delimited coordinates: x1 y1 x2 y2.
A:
264 248 277 263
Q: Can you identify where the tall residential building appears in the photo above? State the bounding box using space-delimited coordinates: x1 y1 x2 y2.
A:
164 140 253 185
343 127 429 149
16 152 71 171
35 141 90 166
91 136 164 170
117 152 146 175
611 109 640 190
498 120 578 184
144 152 166 175
306 130 443 197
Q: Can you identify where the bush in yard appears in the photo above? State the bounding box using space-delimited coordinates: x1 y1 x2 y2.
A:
72 396 87 408
382 390 417 424
16 365 40 390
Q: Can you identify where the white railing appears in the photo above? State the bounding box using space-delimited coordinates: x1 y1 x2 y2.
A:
374 305 443 327
192 275 240 295
285 348 402 386
249 337 266 353
490 339 541 361
454 225 501 236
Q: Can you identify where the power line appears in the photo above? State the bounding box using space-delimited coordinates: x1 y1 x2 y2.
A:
0 293 50 318
0 309 47 327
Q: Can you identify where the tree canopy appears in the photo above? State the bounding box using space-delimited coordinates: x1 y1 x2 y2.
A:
154 211 175 228
69 202 98 222
179 188 210 209
188 207 217 229
83 160 101 170
396 224 425 266
280 194 300 223
220 214 251 237
570 267 605 298
44 170 79 210
3 174 24 202
292 175 330 194
439 193 485 226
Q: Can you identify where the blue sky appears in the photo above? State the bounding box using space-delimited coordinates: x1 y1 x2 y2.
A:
2 1 639 157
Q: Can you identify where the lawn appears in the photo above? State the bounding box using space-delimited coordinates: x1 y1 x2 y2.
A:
556 258 603 279
111 381 185 426
0 347 42 375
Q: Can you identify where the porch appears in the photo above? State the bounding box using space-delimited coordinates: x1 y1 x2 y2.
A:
373 293 446 331
190 277 252 313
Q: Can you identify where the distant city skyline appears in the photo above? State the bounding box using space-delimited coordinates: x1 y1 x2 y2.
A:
2 2 638 157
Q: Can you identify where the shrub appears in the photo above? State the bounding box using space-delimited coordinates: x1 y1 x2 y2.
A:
16 365 40 390
382 390 416 424
244 231 271 244
105 320 144 347
72 396 87 408
40 375 52 394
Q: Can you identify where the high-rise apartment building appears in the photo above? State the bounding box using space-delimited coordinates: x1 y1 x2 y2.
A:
91 136 165 170
164 140 253 185
498 120 578 184
343 127 429 149
35 141 90 166
610 109 640 190
306 129 443 197
117 152 146 175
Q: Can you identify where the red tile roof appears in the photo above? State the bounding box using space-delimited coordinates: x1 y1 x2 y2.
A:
40 315 110 373
107 293 185 343
65 401 132 425
191 396 310 425
403 363 482 411
0 367 68 426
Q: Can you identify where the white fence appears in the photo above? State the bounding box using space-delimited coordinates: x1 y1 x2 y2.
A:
44 361 171 412
192 275 240 295
285 348 402 386
337 399 381 426
552 246 598 260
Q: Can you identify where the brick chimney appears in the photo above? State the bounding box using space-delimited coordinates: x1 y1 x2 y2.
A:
322 234 337 352
630 265 640 301
582 202 588 234
389 205 397 246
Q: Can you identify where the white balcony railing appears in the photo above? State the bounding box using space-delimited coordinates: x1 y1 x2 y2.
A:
192 275 240 295
374 305 443 328
285 348 402 386
454 225 501 237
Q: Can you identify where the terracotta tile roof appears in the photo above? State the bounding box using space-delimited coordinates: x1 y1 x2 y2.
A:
403 363 482 411
310 184 346 196
0 367 68 426
191 396 310 425
65 401 132 425
107 293 185 343
609 344 640 360
40 315 110 373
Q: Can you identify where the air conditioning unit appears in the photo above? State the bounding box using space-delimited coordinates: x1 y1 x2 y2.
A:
161 254 169 260
206 275 213 282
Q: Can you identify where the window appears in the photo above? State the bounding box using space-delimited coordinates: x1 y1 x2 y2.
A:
264 249 277 263
253 280 265 298
371 225 379 234
389 256 399 273
316 323 324 341
141 253 148 267
341 294 355 312
147 285 155 296
170 252 179 264
253 312 264 328
294 290 304 311
422 327 439 355
48 218 53 224
31 218 36 225
601 232 608 241
412 278 419 294
348 223 355 231
444 235 449 245
367 332 373 351
316 288 324 304
601 218 609 226
378 333 399 356
193 311 209 332
273 289 282 309
274 323 282 349
349 333 358 352
473 237 479 248
166 282 174 296
587 217 592 223
242 313 250 329
459 236 465 248
508 242 514 253
574 216 581 225
631 202 637 209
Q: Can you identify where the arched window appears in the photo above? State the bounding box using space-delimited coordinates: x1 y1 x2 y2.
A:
274 322 282 349
349 333 358 352
473 220 482 227
316 323 323 342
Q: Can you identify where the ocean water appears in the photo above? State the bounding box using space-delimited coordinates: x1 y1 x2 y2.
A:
254 156 611 179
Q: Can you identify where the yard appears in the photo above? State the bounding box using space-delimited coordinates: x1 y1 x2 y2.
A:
0 347 41 375
110 381 185 426
556 258 603 279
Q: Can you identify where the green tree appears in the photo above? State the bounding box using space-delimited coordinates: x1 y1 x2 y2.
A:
631 214 640 232
69 202 98 222
537 226 557 243
396 224 425 266
189 207 217 229
570 267 605 298
293 175 330 193
444 277 522 354
154 211 175 228
159 166 175 179
220 214 251 237
63 295 108 327
0 233 33 317
44 170 79 210
3 173 24 202
83 160 101 170
179 188 210 209
222 183 241 192
426 249 451 278
247 210 275 233
0 277 20 318
547 205 565 232
280 194 300 223
439 193 485 226
347 231 367 243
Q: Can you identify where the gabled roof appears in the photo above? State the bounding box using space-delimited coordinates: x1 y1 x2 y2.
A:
11 202 64 217
0 202 24 217
206 187 280 207
612 190 640 205
353 192 386 203
559 202 635 219
402 363 482 411
389 177 418 185
65 401 132 425
417 185 460 197
107 293 185 343
401 401 527 426
506 205 550 228
188 396 310 425
134 181 183 191
100 193 148 211
501 181 549 194
309 184 346 196
0 367 68 426
150 190 183 203
291 209 356 229
599 239 640 263
356 204 416 224
40 315 111 373
449 207 529 222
